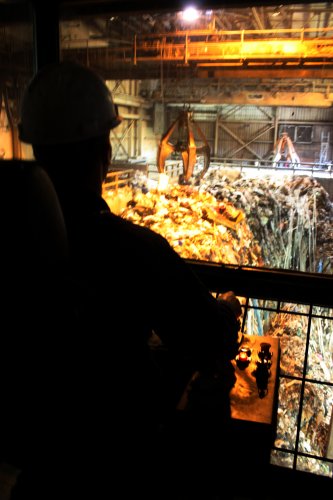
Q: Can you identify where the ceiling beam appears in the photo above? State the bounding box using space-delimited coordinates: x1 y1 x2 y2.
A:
197 68 333 79
202 91 333 107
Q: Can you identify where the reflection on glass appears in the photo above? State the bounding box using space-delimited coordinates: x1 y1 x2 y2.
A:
244 304 277 337
244 309 277 336
248 298 278 309
270 449 294 469
272 311 308 377
244 304 307 377
313 306 333 318
239 295 333 475
274 377 301 452
280 302 310 314
296 455 333 478
307 317 333 382
299 383 333 459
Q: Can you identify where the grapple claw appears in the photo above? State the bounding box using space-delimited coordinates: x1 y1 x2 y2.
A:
157 109 210 182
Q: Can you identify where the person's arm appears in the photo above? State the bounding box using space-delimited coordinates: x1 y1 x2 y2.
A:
147 233 241 365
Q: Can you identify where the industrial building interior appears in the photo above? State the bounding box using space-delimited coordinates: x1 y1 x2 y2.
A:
1 0 333 497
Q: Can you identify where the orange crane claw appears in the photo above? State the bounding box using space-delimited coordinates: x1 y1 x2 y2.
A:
157 109 210 183
272 131 301 168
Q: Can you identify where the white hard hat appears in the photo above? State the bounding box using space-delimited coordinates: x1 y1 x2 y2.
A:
19 61 121 145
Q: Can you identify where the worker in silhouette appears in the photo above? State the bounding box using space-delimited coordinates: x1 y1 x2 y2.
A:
17 61 242 496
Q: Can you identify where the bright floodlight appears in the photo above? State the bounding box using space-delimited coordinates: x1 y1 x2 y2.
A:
183 6 199 22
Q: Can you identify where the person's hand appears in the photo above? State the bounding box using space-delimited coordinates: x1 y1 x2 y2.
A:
218 291 242 319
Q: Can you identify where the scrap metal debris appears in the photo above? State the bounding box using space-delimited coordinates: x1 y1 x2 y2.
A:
104 182 263 266
201 169 333 274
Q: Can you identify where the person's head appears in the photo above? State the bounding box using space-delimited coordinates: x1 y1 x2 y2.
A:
19 61 121 193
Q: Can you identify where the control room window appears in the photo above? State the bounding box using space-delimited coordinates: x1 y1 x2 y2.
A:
277 125 313 144
58 3 333 480
59 1 333 279
296 125 313 144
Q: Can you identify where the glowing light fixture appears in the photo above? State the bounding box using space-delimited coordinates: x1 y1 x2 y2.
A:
183 6 199 22
283 41 299 54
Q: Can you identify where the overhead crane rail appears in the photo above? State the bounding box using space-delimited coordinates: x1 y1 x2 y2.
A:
130 27 333 65
62 27 333 77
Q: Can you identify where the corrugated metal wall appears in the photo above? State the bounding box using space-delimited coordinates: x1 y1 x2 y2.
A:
113 81 333 166
165 104 333 165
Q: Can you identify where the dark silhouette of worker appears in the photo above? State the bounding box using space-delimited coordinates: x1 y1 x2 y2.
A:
14 61 242 497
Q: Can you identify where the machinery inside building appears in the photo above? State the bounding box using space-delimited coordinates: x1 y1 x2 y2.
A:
1 0 333 496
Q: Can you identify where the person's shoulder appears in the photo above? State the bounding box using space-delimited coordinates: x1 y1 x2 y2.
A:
97 209 171 247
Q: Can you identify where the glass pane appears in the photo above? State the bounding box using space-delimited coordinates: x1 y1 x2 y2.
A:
306 317 333 382
274 312 308 377
244 304 308 377
280 302 310 314
59 3 333 278
248 298 278 310
270 449 294 469
296 456 333 478
313 306 333 318
274 377 302 452
243 307 278 337
299 382 333 458
55 0 333 480
0 3 34 160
